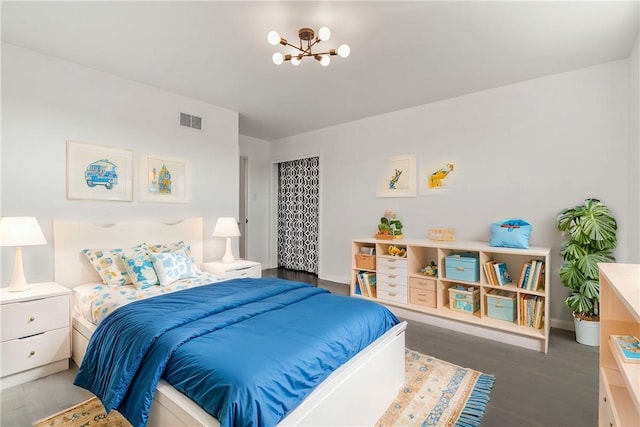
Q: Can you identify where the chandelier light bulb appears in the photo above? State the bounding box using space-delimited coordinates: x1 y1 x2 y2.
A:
267 31 281 46
320 55 330 66
291 56 301 66
318 26 331 42
272 52 284 65
337 44 350 58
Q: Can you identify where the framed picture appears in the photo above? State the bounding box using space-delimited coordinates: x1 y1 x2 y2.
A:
419 162 455 195
139 154 191 203
66 141 133 201
376 154 417 197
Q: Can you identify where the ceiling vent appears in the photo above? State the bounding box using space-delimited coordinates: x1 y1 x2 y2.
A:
180 112 202 130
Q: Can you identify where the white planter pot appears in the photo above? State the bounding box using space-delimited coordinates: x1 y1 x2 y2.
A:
574 316 600 346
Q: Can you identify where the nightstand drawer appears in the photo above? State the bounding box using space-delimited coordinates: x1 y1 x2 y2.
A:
0 327 70 377
225 264 262 279
377 272 407 286
1 295 69 342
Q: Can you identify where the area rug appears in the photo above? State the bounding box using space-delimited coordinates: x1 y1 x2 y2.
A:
34 348 494 427
32 397 131 427
376 348 496 427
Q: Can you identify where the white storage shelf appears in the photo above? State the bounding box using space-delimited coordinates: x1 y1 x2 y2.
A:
598 263 640 427
352 238 551 353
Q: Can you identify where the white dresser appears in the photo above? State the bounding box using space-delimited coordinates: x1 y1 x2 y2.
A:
0 282 71 390
376 256 408 304
201 260 262 279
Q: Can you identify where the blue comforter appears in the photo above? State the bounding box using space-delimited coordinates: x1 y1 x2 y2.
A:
74 278 399 427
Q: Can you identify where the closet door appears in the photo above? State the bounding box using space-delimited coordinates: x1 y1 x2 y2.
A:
277 156 319 274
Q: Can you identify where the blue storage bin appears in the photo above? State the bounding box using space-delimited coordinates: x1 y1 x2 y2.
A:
445 252 480 282
486 289 516 322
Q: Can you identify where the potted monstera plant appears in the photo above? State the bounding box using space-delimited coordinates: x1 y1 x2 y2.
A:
556 198 617 346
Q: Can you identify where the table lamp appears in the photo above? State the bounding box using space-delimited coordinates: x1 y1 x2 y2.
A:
0 217 47 292
212 217 241 263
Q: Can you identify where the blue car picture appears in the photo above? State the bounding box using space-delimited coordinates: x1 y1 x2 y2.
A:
85 159 118 190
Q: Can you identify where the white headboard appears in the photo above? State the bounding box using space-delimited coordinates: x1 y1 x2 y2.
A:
53 218 204 288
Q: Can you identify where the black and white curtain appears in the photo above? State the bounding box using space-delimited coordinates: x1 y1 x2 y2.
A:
277 157 319 274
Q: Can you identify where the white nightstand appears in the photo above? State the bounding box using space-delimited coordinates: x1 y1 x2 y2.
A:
0 282 71 390
201 260 262 279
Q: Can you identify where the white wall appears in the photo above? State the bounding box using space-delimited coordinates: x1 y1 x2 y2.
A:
1 44 240 285
269 59 632 327
239 135 271 266
629 34 640 262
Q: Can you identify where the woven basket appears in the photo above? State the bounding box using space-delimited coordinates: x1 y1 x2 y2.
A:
355 254 376 270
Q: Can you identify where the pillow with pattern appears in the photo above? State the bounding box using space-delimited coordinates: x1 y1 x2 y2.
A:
82 245 146 287
147 240 192 256
150 248 201 286
120 251 159 289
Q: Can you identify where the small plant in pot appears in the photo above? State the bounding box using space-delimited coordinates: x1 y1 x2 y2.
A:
556 198 617 346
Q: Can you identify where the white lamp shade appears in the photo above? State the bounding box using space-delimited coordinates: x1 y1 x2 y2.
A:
0 217 46 247
337 44 350 58
318 26 331 41
0 217 46 291
212 217 240 238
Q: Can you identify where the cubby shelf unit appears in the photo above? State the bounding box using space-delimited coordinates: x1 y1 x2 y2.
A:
352 238 551 353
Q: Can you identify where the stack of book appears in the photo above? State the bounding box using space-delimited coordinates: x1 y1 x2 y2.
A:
519 294 544 328
355 271 377 298
517 259 545 291
483 261 512 286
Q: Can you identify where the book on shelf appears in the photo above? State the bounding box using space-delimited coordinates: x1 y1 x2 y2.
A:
365 271 377 298
492 262 512 286
358 271 377 298
484 260 498 285
357 271 369 297
517 263 529 289
519 263 531 289
611 335 640 364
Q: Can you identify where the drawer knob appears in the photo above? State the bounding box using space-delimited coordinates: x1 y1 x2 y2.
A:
389 275 397 279
456 266 464 271
603 396 607 402
389 284 397 288
29 351 35 357
28 316 35 322
240 272 247 276
389 292 397 297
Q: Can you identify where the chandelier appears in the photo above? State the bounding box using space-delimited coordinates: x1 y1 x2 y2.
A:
267 26 350 67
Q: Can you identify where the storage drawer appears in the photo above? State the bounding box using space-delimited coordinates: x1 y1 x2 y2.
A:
1 295 69 342
377 289 408 305
445 253 480 282
409 277 436 291
377 272 407 286
409 287 436 308
377 280 407 294
225 264 262 279
377 257 407 276
0 327 70 377
599 370 617 427
448 285 480 313
486 290 516 322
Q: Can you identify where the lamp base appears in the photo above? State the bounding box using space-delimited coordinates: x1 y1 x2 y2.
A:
222 237 236 264
8 284 30 293
8 246 30 292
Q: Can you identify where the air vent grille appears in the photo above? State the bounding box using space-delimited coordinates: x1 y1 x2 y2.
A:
180 112 202 130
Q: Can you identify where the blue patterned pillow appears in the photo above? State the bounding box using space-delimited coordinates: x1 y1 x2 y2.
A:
120 251 159 289
83 245 146 287
150 248 201 286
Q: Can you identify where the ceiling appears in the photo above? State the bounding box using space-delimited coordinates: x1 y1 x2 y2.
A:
2 1 638 141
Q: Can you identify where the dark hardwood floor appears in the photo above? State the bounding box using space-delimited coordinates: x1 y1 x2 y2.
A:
1 268 598 427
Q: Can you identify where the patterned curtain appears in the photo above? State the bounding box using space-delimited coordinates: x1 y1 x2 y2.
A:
277 157 319 274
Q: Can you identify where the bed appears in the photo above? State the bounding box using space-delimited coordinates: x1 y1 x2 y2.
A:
54 218 407 427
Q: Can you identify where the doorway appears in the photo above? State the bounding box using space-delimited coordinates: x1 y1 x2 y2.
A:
276 156 319 274
239 156 248 259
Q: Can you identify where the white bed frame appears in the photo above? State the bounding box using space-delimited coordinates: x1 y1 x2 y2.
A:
54 218 407 427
